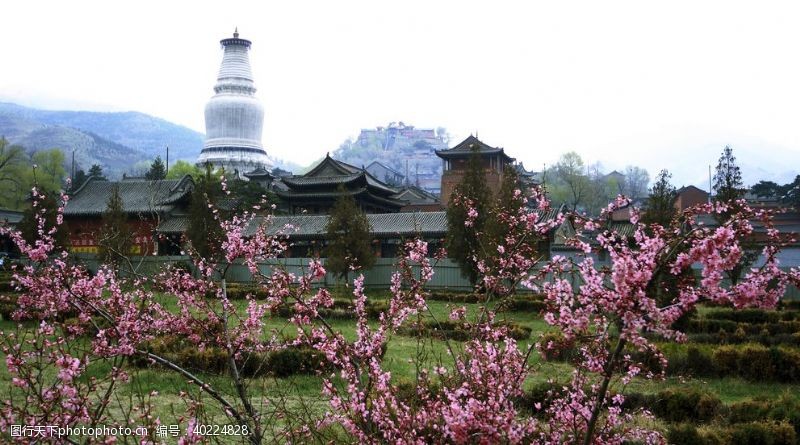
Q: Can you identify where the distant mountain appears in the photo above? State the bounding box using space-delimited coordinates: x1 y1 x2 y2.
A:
0 102 204 177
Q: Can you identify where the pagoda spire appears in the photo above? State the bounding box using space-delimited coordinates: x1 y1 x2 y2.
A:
196 30 272 175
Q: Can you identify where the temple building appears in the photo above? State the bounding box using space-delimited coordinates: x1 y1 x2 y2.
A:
196 30 272 175
64 176 195 255
275 155 405 214
436 135 515 202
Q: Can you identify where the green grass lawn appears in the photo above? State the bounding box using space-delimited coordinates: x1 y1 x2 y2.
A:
2 290 800 442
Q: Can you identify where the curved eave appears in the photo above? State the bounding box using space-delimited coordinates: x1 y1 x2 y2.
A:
435 148 515 163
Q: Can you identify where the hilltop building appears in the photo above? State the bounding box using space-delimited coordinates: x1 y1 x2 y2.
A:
196 30 272 175
365 161 404 186
435 135 515 202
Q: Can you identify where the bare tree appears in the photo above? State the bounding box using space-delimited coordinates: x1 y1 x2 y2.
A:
553 151 589 212
622 166 650 201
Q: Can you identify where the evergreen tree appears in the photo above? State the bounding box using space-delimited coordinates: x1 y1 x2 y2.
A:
642 169 677 227
71 169 87 191
712 146 754 284
186 165 223 259
98 184 131 266
750 180 782 199
325 185 375 282
145 156 167 180
19 192 69 251
712 146 745 206
486 165 525 246
88 164 107 180
445 147 491 285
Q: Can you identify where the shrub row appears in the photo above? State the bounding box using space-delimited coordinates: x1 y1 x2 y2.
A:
663 344 800 382
0 294 17 320
541 337 800 382
271 299 389 320
397 320 532 341
687 332 800 347
223 283 269 300
685 319 800 335
622 389 722 424
132 336 330 378
427 291 546 305
520 383 800 433
496 295 547 313
704 308 799 324
668 422 797 445
0 279 16 293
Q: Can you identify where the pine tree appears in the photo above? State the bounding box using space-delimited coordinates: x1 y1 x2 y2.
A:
145 156 167 180
186 165 223 260
712 146 754 284
88 164 107 181
713 145 745 206
71 169 87 191
19 192 70 251
486 165 526 247
445 147 491 285
325 185 375 282
98 184 131 266
642 169 677 227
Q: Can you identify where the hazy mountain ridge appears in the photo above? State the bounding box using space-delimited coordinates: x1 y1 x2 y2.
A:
0 102 204 162
0 102 301 177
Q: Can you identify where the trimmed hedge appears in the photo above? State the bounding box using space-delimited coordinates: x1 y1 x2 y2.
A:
397 320 532 341
664 344 800 382
132 336 330 378
687 332 800 347
685 320 800 335
272 299 389 320
0 294 17 320
704 309 799 324
668 422 797 445
622 389 721 423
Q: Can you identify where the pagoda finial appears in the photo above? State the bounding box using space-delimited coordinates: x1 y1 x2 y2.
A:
234 27 239 38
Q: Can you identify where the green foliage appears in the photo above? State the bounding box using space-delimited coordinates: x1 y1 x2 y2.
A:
0 137 32 209
325 185 375 281
227 178 278 212
98 184 131 266
31 148 67 194
145 156 167 180
752 180 783 199
550 151 589 212
713 145 745 207
18 191 70 251
88 164 106 180
186 166 224 259
166 160 204 180
71 169 87 191
712 146 757 284
445 147 491 285
643 169 678 227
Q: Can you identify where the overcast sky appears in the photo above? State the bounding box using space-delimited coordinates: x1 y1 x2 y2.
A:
2 0 800 187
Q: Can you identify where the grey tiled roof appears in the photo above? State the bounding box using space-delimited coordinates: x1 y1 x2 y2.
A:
392 186 440 204
435 135 515 162
156 215 190 234
239 211 449 239
0 208 23 225
65 176 194 216
282 173 364 187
